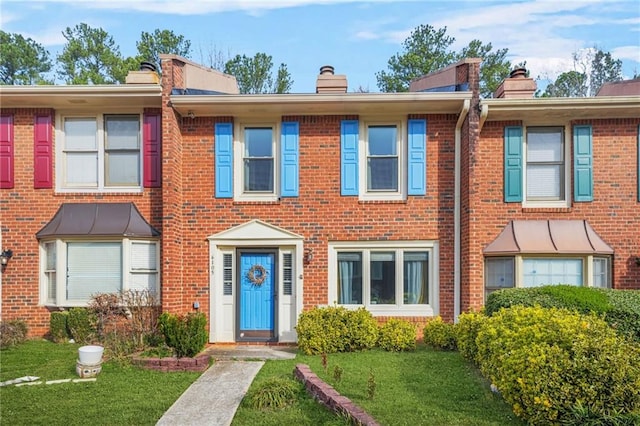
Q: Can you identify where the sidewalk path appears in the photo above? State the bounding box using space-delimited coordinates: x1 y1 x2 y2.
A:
156 361 264 426
156 346 297 426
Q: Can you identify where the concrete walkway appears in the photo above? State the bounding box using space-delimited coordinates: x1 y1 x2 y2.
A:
156 346 296 426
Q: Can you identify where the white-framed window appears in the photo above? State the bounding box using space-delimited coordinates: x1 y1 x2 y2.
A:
360 120 405 201
234 123 278 201
328 241 439 316
57 113 142 192
484 255 612 298
524 126 569 206
40 238 159 307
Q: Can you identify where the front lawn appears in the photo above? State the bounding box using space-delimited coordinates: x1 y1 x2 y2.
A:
233 346 522 426
0 340 201 425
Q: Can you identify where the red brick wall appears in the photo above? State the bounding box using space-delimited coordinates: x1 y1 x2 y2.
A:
0 108 162 337
167 113 459 321
465 118 640 312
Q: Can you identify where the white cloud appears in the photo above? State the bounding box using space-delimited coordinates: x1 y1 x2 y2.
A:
612 45 640 63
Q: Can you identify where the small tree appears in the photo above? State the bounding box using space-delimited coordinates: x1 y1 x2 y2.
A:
224 53 293 94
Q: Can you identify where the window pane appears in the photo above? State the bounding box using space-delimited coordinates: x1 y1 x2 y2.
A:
67 242 122 301
130 273 157 293
244 158 274 191
45 242 57 270
527 164 561 199
65 118 97 150
485 257 514 288
66 153 98 185
106 152 140 186
45 242 57 303
338 252 362 304
404 252 428 304
368 158 398 191
368 126 397 155
523 258 582 287
370 252 395 304
593 257 611 288
245 128 273 157
105 116 139 149
131 242 156 270
527 129 562 162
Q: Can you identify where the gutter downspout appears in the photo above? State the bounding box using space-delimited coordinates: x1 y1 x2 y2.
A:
454 99 470 322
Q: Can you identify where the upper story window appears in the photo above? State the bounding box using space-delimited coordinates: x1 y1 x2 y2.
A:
504 124 592 206
214 121 299 201
341 118 426 201
243 127 274 193
367 125 399 192
58 114 142 192
526 127 565 201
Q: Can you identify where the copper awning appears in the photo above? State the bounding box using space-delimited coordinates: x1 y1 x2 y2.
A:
36 203 160 238
483 220 613 255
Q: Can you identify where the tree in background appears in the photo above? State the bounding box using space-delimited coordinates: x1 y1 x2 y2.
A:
136 29 191 74
375 24 512 97
376 25 456 93
0 31 52 85
57 23 126 84
542 48 623 97
457 39 511 98
224 53 293 94
196 42 232 72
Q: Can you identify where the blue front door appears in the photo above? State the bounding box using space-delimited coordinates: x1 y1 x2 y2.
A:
238 251 276 341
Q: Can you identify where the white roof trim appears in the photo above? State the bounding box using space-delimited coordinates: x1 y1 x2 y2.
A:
207 219 303 241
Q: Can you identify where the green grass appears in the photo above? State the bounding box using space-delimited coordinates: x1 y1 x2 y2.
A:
0 339 200 426
233 346 523 426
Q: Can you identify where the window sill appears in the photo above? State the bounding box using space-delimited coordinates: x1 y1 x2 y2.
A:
337 304 434 317
522 207 572 213
56 188 144 195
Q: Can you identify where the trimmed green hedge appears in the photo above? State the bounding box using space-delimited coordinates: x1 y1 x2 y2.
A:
296 306 378 355
485 286 640 342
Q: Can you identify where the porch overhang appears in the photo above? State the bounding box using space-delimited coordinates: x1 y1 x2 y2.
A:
483 220 613 256
36 203 160 239
169 91 472 118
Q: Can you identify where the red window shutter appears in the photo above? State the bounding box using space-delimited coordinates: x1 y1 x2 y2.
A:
143 113 161 188
0 114 14 189
34 115 53 189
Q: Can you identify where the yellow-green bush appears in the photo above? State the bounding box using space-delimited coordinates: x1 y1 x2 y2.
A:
296 306 378 355
378 318 416 352
475 305 640 424
454 310 486 363
422 316 456 350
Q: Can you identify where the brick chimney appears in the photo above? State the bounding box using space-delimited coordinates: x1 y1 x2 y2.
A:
494 67 536 98
316 65 348 93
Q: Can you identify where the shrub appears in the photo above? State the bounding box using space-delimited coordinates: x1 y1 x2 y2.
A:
378 318 416 352
422 316 456 350
67 308 96 344
158 312 208 358
248 377 298 410
0 320 28 349
49 311 70 343
454 310 486 363
485 286 640 343
475 305 640 424
296 306 378 355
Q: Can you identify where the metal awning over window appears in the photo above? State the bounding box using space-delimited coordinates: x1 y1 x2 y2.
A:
36 203 160 238
483 220 613 255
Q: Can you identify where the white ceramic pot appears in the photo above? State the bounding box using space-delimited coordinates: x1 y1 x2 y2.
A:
78 345 104 365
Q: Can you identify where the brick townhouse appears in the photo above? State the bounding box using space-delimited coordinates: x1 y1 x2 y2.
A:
0 56 638 343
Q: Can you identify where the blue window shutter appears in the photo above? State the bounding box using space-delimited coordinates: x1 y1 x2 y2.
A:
408 119 427 195
504 126 523 202
573 125 593 202
341 120 359 196
215 123 233 198
281 121 299 197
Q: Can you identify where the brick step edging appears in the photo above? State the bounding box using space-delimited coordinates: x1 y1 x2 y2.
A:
131 354 211 372
294 363 380 426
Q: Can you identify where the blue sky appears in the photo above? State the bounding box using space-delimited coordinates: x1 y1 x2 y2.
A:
1 0 639 93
